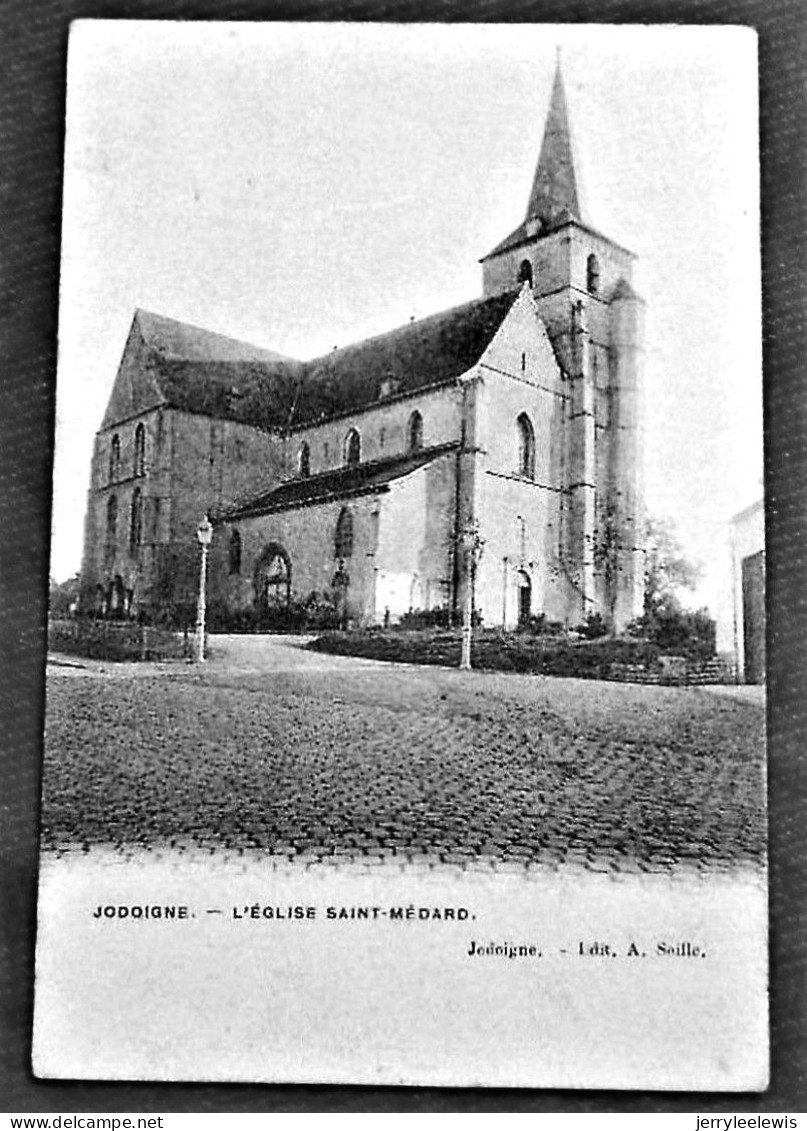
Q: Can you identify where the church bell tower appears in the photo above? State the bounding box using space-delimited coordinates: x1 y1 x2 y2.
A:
481 58 645 630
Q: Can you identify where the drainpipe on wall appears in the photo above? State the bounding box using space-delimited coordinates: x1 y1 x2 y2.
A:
451 385 468 625
502 556 509 628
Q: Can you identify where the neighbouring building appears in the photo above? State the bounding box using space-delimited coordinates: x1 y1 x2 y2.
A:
729 500 766 684
79 61 645 632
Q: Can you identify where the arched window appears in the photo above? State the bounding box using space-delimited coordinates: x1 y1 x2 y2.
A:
587 253 600 296
105 495 117 567
334 507 354 559
517 413 536 479
129 488 143 553
298 442 311 478
109 434 120 483
344 428 361 467
134 423 146 477
408 410 423 453
518 259 533 287
229 529 242 575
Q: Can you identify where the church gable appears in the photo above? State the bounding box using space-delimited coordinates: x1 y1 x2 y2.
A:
100 316 165 430
477 285 563 386
101 309 302 433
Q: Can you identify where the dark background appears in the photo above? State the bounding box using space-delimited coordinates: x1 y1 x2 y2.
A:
2 0 805 1113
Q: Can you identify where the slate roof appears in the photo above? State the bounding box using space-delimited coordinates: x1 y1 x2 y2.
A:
136 309 293 364
131 310 303 431
481 216 636 263
148 354 302 431
481 63 636 264
109 291 520 432
292 290 520 425
220 442 459 521
525 61 581 231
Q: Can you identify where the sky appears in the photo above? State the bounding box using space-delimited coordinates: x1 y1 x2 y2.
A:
53 21 762 632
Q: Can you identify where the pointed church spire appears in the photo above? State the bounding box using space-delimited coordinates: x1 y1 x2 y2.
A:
525 56 581 230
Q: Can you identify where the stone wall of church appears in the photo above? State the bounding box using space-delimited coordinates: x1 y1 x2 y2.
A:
209 494 381 626
80 406 282 618
284 386 463 477
374 453 457 621
80 406 171 616
472 367 575 627
167 411 282 540
466 288 580 626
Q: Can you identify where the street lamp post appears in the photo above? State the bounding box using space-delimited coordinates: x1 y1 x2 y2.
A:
195 515 213 663
459 519 483 672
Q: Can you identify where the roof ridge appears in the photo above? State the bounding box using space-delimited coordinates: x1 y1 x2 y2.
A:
305 289 520 366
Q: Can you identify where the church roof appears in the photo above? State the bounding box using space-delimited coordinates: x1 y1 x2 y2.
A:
220 441 460 520
526 61 581 230
100 310 303 431
136 309 303 431
135 309 293 364
481 60 589 260
104 291 520 432
147 354 302 431
291 290 520 425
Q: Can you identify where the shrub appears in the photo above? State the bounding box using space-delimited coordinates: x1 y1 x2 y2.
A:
628 606 716 660
204 590 343 634
398 607 453 630
572 612 609 639
48 618 186 662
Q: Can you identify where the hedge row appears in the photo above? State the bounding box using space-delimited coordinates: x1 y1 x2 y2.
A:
48 619 187 662
308 629 733 684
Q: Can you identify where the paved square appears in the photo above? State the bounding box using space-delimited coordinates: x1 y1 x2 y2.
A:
42 635 766 875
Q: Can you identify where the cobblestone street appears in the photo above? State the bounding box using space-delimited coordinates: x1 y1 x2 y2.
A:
42 635 767 875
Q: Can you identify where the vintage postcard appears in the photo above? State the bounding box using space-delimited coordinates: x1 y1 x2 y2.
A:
34 22 767 1089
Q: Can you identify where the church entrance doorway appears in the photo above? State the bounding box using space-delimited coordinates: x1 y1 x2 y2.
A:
517 570 532 627
255 544 291 615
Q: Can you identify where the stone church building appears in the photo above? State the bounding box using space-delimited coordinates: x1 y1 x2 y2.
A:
80 62 645 632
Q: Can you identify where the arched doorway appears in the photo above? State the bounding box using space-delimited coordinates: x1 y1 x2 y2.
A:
254 544 291 614
517 570 532 626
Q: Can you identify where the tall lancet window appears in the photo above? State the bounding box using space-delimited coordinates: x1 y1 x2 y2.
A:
334 507 354 559
129 488 143 554
229 529 242 575
109 434 120 483
133 423 146 477
105 495 118 567
344 428 361 467
517 413 536 480
586 253 600 296
518 259 533 287
299 441 311 478
407 411 423 453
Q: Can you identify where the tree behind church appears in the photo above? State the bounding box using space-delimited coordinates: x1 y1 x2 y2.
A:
634 517 715 659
